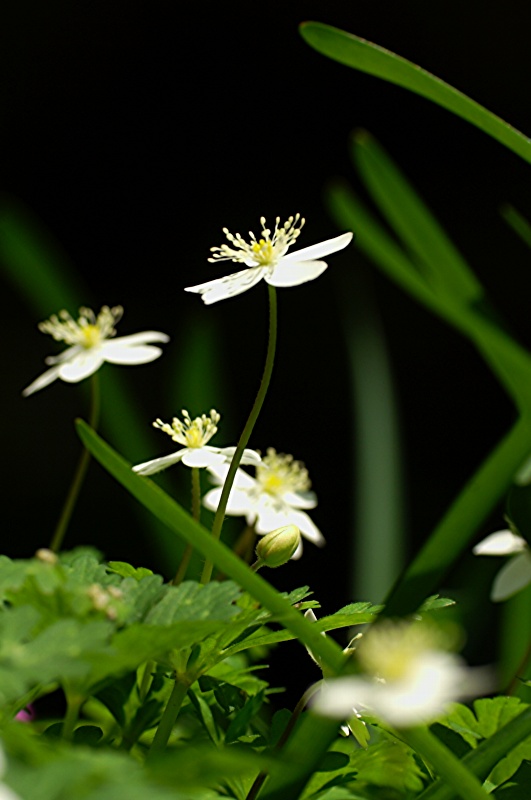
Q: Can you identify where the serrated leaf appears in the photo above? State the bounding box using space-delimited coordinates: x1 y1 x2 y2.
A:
441 697 528 748
225 690 265 744
418 595 457 612
145 581 241 626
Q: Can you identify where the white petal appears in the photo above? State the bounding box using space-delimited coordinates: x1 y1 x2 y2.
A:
473 530 527 556
288 510 325 546
207 463 257 491
45 344 83 365
132 450 186 475
491 552 531 601
203 487 254 516
102 343 164 364
281 232 353 264
57 353 104 382
110 331 169 346
181 447 226 468
265 260 328 288
291 538 304 559
217 447 262 466
185 267 265 304
22 365 61 396
282 490 317 509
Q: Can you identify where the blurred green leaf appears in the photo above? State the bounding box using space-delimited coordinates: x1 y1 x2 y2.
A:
501 205 531 251
300 23 531 164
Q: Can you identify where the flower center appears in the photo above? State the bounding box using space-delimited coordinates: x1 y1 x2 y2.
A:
357 622 450 682
208 214 305 268
256 448 311 497
38 306 123 348
153 409 220 449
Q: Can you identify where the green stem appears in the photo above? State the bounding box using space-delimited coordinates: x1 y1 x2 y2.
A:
50 374 100 552
139 660 155 704
62 692 84 741
173 468 201 585
401 727 489 800
148 677 189 756
245 683 321 800
417 706 531 800
201 285 278 584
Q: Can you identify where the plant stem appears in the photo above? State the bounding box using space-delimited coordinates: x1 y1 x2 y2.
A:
245 683 321 800
201 285 278 584
173 467 201 585
50 374 100 552
139 660 155 704
62 692 84 741
148 677 189 757
401 727 489 800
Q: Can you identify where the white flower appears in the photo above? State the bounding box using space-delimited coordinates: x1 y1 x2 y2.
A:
132 409 261 475
312 621 487 728
203 447 325 558
473 529 531 601
185 215 353 304
0 744 21 800
23 306 169 396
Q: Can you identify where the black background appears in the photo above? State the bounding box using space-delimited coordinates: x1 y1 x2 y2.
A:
3 1 531 697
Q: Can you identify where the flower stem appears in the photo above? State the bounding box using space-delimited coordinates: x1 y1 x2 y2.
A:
401 726 490 800
245 683 321 800
148 676 189 757
50 374 100 553
62 691 84 741
173 467 201 585
201 285 278 584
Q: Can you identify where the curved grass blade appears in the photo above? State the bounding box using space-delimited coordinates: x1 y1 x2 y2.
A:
75 419 347 674
300 22 531 165
501 205 531 250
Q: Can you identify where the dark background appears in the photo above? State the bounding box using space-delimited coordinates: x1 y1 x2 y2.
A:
3 1 531 694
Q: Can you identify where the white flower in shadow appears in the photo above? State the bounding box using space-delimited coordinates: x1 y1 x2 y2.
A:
23 306 169 396
473 529 531 601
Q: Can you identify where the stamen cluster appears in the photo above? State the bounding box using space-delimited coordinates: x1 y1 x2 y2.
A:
153 409 221 449
256 448 311 495
209 215 305 267
39 306 123 347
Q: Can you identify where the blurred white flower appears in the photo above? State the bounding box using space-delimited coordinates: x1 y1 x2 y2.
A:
473 529 531 601
185 214 353 304
133 409 261 475
23 306 169 396
203 447 324 558
0 744 21 800
312 621 488 728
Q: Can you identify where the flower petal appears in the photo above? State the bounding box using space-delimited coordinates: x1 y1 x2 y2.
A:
281 232 353 264
265 260 328 288
57 353 105 382
282 490 317 509
45 345 83 365
288 509 325 546
203 486 254 516
102 343 164 364
132 449 186 475
110 331 170 346
185 267 265 304
22 365 61 397
207 463 257 490
491 552 531 601
473 530 527 556
181 447 226 468
218 446 262 466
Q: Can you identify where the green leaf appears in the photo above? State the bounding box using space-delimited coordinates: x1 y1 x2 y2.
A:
299 23 531 165
225 690 265 744
145 581 241 625
501 205 531 251
106 561 154 581
441 697 528 748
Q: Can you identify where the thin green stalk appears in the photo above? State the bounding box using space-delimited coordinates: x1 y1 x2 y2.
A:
62 692 84 741
148 676 189 757
417 706 531 800
173 467 201 585
201 285 277 584
245 684 321 800
139 660 155 704
402 727 489 800
50 373 100 552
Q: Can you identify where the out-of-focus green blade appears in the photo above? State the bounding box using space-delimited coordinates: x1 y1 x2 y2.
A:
300 23 531 165
352 131 484 304
0 198 174 559
501 205 531 250
327 185 531 614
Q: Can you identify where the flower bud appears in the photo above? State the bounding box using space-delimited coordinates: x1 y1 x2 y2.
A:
255 525 301 568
